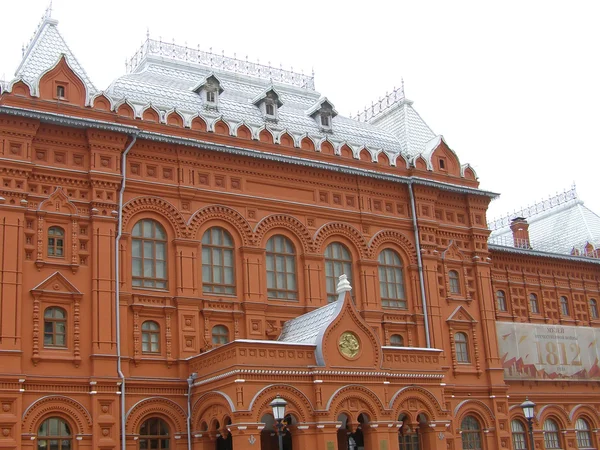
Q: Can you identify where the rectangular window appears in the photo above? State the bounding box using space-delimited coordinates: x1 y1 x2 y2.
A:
266 103 275 116
56 85 66 99
206 91 216 103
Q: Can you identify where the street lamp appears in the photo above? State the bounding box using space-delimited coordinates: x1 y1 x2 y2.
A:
270 395 288 450
520 398 536 450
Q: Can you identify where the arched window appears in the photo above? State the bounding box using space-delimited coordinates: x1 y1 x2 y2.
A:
132 219 167 289
576 418 593 449
461 416 482 450
511 420 527 450
48 226 65 258
378 249 406 308
590 299 599 320
325 242 353 303
141 321 160 354
449 270 460 295
44 307 67 347
529 293 540 314
390 334 404 347
496 290 507 312
139 417 170 450
543 419 561 449
560 296 570 316
455 332 470 363
212 325 229 345
38 417 71 450
266 235 297 300
202 227 235 294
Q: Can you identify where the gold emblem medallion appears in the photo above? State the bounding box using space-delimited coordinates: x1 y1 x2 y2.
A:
338 331 360 359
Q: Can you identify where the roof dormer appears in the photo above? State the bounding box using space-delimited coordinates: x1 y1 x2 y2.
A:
192 74 224 109
307 97 338 132
252 86 283 121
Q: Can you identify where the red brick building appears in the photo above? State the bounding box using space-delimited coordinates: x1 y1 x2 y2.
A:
0 9 599 450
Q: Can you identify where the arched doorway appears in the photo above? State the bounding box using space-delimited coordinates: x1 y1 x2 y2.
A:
398 413 428 450
216 417 233 450
337 413 368 450
260 413 293 450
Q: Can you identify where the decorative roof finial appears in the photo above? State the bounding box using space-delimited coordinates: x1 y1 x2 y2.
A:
45 0 53 19
400 77 405 99
146 28 150 40
336 274 352 294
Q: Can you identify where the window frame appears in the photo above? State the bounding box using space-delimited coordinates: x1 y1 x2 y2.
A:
43 306 67 348
529 293 540 314
559 296 570 316
378 249 407 309
543 418 561 450
139 417 170 450
202 227 236 295
131 219 168 290
575 418 593 449
37 417 72 450
141 320 161 354
590 299 599 320
449 270 461 295
461 415 483 450
324 242 353 303
511 419 527 450
496 290 507 312
47 226 66 258
266 235 298 300
212 325 229 346
390 334 404 347
454 332 470 364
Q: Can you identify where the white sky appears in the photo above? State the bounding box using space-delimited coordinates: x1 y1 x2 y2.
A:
2 0 599 222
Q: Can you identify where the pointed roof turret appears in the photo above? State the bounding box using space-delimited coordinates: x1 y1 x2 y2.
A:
10 8 97 102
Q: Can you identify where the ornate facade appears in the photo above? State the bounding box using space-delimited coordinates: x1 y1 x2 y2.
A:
0 9 599 450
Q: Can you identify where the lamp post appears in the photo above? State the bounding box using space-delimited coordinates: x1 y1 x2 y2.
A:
270 395 288 450
520 398 536 450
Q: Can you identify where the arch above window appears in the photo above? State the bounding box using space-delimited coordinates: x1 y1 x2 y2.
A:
139 417 170 450
132 219 168 289
212 325 229 346
325 242 353 303
378 249 406 309
44 306 67 348
202 227 235 294
38 417 71 450
266 235 297 300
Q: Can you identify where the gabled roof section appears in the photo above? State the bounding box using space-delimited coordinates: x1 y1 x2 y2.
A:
31 271 82 297
13 12 97 101
252 86 283 107
191 73 224 94
489 186 600 257
278 301 340 345
306 97 338 118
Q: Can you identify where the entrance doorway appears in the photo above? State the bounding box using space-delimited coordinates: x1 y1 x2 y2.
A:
337 413 368 450
260 413 293 450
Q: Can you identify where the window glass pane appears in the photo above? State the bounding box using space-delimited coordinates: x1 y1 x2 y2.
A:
223 249 233 267
156 261 166 278
132 240 141 257
155 243 165 260
132 258 142 277
56 334 65 346
144 259 154 277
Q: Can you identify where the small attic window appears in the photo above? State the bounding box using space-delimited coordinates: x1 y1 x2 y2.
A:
56 85 66 99
206 91 216 104
439 158 446 170
266 103 275 117
321 114 331 127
